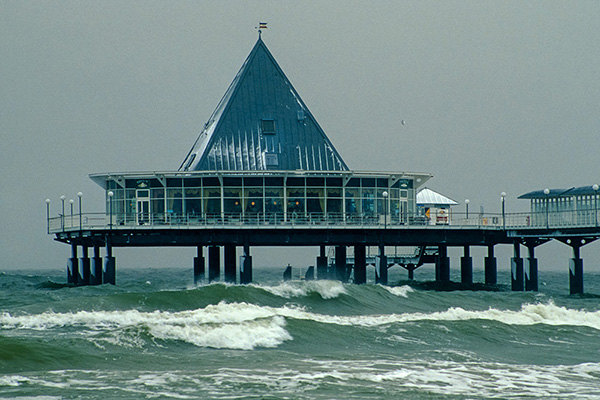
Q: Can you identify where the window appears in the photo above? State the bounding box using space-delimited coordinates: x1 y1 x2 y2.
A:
261 119 276 135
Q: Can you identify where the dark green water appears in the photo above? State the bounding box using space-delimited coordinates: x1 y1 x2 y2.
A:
1 267 600 399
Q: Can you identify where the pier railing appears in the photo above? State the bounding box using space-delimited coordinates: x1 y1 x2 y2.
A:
48 209 600 234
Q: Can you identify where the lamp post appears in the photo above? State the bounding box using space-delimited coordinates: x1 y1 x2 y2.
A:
465 199 470 220
60 195 66 231
593 184 599 227
501 192 506 230
382 191 389 229
108 191 114 229
69 199 74 228
77 192 83 230
543 188 550 229
45 199 51 234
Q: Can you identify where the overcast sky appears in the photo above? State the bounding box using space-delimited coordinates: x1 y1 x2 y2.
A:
2 1 599 274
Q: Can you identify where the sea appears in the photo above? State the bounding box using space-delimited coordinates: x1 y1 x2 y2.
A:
1 265 600 399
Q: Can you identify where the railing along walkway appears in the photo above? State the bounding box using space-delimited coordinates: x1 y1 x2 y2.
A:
48 210 600 234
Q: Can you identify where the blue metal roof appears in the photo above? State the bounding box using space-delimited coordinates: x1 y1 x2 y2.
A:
180 37 349 172
518 185 599 199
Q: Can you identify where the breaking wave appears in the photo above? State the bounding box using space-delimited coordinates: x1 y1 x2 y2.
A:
2 300 599 352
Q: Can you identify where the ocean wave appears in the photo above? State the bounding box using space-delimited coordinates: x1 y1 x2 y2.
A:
252 280 347 299
271 301 600 330
380 285 414 298
2 301 599 351
0 303 292 350
5 361 600 399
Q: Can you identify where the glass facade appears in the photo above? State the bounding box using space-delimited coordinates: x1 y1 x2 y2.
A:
529 193 599 227
100 172 419 226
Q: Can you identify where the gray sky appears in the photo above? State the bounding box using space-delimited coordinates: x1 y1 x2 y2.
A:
2 1 599 274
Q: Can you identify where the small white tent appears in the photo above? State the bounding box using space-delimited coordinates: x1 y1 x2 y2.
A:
416 188 458 225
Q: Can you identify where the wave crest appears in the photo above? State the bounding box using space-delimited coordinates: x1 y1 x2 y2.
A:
253 280 347 299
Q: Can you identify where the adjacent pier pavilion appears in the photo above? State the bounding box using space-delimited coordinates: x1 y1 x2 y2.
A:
47 36 600 294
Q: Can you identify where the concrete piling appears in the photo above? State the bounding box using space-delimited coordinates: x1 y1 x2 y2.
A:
375 245 388 285
569 244 584 295
91 245 103 285
335 246 347 282
208 245 220 283
316 245 328 280
354 245 367 284
224 245 237 283
78 246 90 285
194 246 205 285
305 266 315 280
485 245 497 285
67 243 78 284
436 245 450 282
240 244 252 284
283 264 292 281
525 244 538 291
511 242 524 291
460 246 473 285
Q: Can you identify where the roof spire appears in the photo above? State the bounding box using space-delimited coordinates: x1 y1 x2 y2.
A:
256 22 267 38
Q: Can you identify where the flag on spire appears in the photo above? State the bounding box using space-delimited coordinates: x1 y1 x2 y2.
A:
259 22 268 30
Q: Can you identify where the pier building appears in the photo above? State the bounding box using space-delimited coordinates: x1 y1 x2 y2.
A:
47 35 600 294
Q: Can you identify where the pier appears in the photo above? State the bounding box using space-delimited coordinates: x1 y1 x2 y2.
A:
48 203 600 294
46 35 600 294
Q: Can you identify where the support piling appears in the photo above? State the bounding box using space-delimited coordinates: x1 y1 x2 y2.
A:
511 242 524 291
67 243 78 284
484 245 497 285
569 244 584 295
78 246 90 285
194 246 205 285
525 244 538 291
436 245 450 282
224 245 236 283
240 244 252 284
208 245 220 282
460 245 473 285
353 245 367 284
375 245 388 285
91 245 102 285
316 245 328 280
335 246 347 282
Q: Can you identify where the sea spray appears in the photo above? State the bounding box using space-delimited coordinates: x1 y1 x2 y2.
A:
252 280 347 299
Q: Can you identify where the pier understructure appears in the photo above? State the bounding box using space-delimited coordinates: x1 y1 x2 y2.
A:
50 205 600 294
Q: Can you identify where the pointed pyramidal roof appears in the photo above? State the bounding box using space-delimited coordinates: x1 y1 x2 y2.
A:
179 37 349 172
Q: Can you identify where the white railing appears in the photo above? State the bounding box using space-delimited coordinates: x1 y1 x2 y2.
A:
47 209 600 234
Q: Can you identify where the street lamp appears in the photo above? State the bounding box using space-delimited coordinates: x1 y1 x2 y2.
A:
465 199 470 220
69 199 74 228
108 191 114 229
543 188 550 229
501 192 506 230
45 199 51 234
60 195 66 231
593 184 599 227
382 191 389 229
77 192 83 230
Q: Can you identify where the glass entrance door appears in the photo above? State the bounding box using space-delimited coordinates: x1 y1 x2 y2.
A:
136 189 150 224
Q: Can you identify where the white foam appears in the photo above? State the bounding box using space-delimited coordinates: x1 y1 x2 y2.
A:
380 285 414 298
254 280 347 299
2 301 599 351
273 301 600 330
5 361 600 399
0 375 30 387
0 303 292 350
